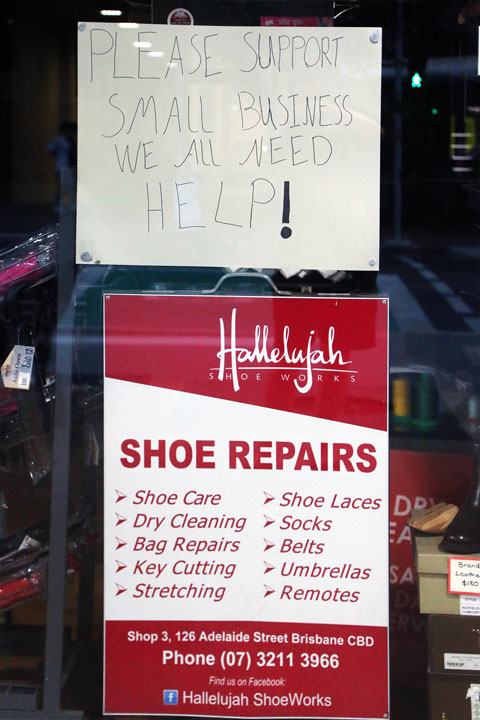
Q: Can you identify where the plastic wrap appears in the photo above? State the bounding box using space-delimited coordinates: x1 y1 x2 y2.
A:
0 564 45 610
0 227 58 481
0 509 92 612
0 226 57 296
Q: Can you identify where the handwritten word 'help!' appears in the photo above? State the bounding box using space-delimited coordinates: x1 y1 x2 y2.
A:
145 178 279 233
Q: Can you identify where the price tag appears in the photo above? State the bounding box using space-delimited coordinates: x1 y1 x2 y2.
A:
1 345 35 390
448 557 480 596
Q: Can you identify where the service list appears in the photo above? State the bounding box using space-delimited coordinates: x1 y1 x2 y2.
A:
103 294 389 718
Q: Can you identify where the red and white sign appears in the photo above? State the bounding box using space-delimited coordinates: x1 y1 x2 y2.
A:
388 449 472 685
103 294 389 717
260 17 321 27
167 8 194 25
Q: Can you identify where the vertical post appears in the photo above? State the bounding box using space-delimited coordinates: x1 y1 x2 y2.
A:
42 168 76 713
0 491 6 537
76 460 97 645
393 0 404 243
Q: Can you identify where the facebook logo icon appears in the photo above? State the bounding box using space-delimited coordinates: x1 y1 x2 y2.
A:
163 690 178 705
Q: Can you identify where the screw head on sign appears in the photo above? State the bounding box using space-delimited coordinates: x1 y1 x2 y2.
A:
369 258 377 267
370 29 379 44
81 251 93 262
78 23 86 32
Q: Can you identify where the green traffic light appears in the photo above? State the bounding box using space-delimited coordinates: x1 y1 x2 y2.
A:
411 72 422 88
432 108 438 115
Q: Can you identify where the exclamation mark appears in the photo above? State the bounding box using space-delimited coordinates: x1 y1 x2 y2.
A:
281 181 292 239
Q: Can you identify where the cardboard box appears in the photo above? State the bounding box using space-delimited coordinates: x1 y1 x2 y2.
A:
413 532 480 615
428 615 480 673
428 616 480 719
429 673 480 720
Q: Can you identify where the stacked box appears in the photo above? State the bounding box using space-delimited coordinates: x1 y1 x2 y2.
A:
413 533 480 615
428 615 480 720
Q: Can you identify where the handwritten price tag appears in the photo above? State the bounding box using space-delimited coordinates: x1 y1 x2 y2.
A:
448 557 480 596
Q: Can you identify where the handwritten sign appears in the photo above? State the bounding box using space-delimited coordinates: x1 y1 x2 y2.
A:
77 23 382 270
448 557 480 596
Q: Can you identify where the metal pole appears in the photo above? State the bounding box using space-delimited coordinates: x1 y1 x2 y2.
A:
42 168 79 716
393 0 404 243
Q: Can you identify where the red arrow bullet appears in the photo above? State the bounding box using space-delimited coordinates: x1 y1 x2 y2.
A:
115 513 127 526
115 537 127 550
115 490 127 503
263 492 275 504
115 583 127 596
116 560 127 573
264 562 275 574
264 585 275 598
264 515 275 528
264 538 275 551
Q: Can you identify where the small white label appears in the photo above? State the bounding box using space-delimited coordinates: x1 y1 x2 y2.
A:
449 557 480 595
461 595 480 615
1 346 35 390
445 653 480 671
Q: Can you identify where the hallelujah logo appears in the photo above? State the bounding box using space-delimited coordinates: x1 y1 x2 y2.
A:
216 308 352 393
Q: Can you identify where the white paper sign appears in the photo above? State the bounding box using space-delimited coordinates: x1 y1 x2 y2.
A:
77 23 382 270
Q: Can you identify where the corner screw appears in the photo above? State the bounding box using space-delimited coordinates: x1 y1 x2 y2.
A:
78 23 86 32
80 251 93 262
370 29 380 44
369 258 377 267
